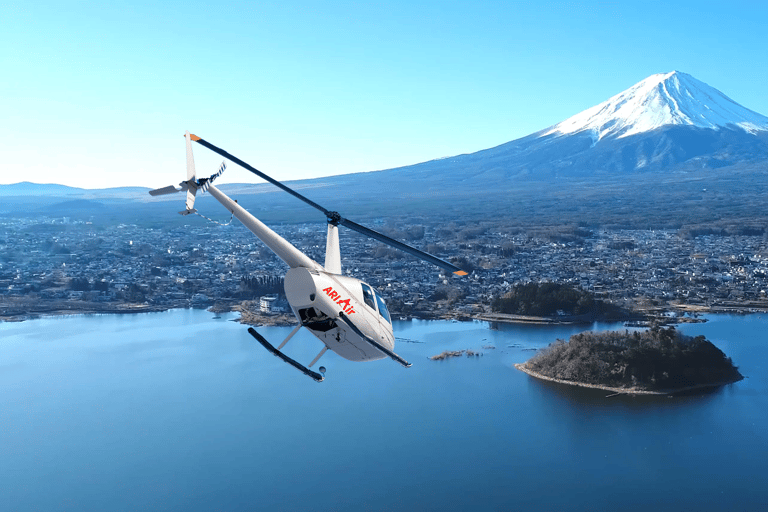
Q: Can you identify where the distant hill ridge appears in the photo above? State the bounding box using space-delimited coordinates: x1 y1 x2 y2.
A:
0 181 150 197
4 72 768 226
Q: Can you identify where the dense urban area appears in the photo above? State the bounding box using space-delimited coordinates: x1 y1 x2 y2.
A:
3 213 768 323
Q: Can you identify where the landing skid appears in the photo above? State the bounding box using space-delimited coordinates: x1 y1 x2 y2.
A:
337 312 412 368
248 327 325 382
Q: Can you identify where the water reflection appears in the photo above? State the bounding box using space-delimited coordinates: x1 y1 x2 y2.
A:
526 373 726 410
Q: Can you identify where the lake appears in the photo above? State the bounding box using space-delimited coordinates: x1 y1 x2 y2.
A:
1 311 767 511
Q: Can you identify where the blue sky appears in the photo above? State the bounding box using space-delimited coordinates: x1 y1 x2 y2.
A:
2 1 766 189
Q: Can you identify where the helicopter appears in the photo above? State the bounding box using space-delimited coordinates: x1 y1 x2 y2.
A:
149 132 466 382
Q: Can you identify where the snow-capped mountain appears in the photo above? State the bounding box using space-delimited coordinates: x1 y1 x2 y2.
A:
370 71 768 183
542 71 768 142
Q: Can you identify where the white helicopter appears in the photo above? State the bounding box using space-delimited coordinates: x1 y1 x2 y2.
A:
150 132 466 381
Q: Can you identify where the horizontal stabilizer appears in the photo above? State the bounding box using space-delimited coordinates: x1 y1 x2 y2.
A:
149 185 181 196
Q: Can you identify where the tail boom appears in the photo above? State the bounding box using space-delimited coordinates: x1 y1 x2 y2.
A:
205 184 323 271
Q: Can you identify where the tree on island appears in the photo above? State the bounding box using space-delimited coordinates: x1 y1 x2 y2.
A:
524 326 743 392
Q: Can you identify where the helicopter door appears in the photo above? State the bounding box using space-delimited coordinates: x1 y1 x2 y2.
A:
298 307 337 332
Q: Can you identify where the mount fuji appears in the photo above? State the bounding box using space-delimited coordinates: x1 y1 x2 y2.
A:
275 70 768 225
375 71 768 184
542 71 768 141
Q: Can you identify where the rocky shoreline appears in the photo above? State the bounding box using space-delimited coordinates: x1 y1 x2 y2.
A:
429 349 483 360
228 301 296 327
514 363 743 396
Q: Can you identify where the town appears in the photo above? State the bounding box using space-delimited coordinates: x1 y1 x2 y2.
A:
2 214 768 322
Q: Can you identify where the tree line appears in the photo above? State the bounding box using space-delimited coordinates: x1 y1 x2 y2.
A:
238 275 284 298
491 282 625 319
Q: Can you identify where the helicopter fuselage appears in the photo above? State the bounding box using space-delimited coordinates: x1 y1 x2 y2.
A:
205 181 395 363
149 132 464 378
284 267 393 362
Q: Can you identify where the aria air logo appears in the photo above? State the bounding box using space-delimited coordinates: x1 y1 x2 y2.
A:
321 287 356 316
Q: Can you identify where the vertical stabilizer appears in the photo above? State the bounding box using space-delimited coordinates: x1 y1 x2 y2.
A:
325 223 341 274
184 188 197 212
183 131 198 213
185 131 196 180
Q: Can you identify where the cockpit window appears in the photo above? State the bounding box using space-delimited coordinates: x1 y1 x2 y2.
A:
374 290 392 324
361 283 391 323
361 283 376 310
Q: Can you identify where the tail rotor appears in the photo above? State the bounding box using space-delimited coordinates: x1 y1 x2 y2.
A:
148 131 227 216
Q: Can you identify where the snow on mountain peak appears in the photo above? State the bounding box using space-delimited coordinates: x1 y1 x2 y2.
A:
542 71 768 142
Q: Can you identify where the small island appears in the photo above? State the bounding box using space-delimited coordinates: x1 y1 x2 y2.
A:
489 282 639 324
430 349 482 360
516 326 743 394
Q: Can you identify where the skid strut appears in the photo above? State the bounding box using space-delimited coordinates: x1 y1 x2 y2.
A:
248 327 324 382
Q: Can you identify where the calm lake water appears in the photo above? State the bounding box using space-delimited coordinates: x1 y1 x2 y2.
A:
1 311 767 511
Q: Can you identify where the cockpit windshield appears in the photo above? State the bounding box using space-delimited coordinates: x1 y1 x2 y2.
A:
361 283 391 324
374 290 391 324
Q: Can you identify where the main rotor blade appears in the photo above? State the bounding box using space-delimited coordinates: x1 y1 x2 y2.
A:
190 134 330 216
190 133 467 276
339 218 467 276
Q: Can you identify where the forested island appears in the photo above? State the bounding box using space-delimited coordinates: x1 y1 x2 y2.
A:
517 326 743 394
491 282 631 322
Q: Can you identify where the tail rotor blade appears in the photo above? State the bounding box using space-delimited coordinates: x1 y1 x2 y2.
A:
199 162 226 193
209 161 226 183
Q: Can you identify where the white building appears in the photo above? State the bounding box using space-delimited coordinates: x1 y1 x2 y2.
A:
259 295 283 314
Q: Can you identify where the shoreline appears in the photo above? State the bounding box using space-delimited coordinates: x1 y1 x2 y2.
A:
1 307 640 325
514 363 743 396
3 298 767 325
0 301 186 323
0 302 298 327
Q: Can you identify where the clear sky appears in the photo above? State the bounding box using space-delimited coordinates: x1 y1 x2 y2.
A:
2 0 766 189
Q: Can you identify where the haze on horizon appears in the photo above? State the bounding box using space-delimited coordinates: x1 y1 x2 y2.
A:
2 1 767 190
